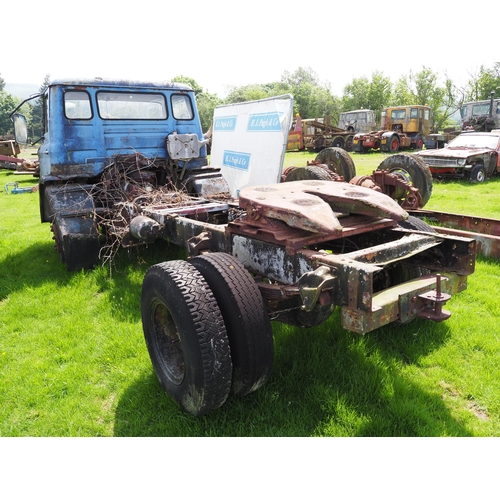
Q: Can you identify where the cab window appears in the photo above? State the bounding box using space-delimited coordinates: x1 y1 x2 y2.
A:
391 109 406 120
171 94 194 120
64 91 92 120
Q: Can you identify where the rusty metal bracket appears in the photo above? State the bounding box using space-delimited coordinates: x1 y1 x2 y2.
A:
187 231 213 256
351 170 423 210
297 265 336 312
413 274 451 322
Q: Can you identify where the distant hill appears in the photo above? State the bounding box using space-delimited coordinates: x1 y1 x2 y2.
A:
4 83 40 100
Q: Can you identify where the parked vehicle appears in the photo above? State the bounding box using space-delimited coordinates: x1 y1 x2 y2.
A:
10 80 476 416
353 105 433 153
461 91 500 132
287 110 376 152
338 109 377 133
416 130 500 182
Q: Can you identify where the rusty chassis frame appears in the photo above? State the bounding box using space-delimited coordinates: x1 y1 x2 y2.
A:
139 180 475 334
409 209 500 260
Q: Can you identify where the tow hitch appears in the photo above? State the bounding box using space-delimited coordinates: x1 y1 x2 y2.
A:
414 274 451 322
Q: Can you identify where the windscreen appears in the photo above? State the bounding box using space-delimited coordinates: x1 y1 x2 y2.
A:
97 92 167 119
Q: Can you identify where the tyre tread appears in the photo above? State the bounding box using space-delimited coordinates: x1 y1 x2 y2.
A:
190 253 274 396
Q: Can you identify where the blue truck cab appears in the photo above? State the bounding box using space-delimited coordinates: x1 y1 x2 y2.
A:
38 78 208 180
11 78 222 270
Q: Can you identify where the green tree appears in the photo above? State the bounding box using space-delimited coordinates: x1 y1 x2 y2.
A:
281 67 338 119
392 75 413 106
196 91 222 133
0 73 5 91
224 84 270 104
0 91 17 136
342 72 392 123
393 67 459 130
29 74 50 140
172 75 222 132
462 63 500 102
171 75 204 95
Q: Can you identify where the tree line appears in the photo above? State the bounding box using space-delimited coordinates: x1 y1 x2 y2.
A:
1 64 499 138
178 63 500 132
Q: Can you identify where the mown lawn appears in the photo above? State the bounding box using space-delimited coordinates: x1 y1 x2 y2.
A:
1 150 500 437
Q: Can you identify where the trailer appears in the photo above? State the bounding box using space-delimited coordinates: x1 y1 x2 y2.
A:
287 112 376 152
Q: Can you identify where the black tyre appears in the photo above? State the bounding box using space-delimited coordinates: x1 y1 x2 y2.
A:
282 164 333 182
413 134 424 150
315 147 356 181
470 164 486 183
398 215 436 233
141 260 232 416
389 134 400 152
345 135 354 152
332 136 345 149
377 154 433 207
190 253 274 396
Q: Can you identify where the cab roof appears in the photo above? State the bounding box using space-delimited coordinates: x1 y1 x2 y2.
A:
48 78 193 91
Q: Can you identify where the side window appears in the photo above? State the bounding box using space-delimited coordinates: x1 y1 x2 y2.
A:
410 108 419 119
64 91 92 119
424 109 430 120
171 94 194 120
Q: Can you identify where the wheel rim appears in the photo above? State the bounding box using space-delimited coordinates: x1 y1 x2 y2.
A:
151 300 185 385
391 139 399 151
390 168 413 199
477 170 485 182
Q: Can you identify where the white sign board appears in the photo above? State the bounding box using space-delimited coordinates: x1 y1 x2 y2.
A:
210 95 294 197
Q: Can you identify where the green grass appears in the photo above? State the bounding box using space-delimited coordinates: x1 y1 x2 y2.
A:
1 150 500 436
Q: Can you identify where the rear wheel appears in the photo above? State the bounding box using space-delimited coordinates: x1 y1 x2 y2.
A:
345 135 354 152
141 260 232 416
413 134 424 150
315 147 356 181
469 164 486 183
190 253 274 396
332 137 345 149
377 154 433 207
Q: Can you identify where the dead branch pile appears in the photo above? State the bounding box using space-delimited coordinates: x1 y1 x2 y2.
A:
91 153 197 265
